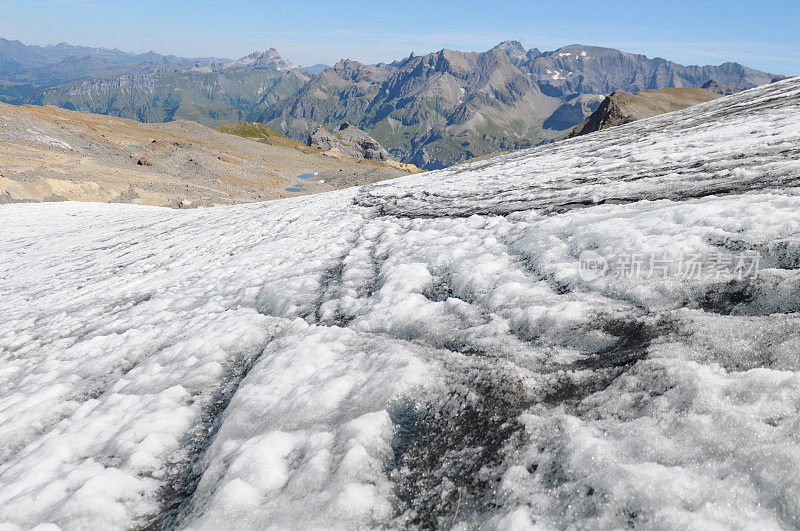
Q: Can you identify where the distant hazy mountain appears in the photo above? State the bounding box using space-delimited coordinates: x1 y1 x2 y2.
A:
0 38 164 75
303 63 330 76
257 41 778 168
0 38 224 96
22 49 310 126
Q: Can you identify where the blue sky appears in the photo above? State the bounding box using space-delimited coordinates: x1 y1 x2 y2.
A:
1 0 798 75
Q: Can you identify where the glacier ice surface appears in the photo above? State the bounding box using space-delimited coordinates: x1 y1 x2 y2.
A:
1 78 800 529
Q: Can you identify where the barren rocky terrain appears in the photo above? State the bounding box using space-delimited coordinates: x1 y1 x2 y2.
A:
0 103 412 207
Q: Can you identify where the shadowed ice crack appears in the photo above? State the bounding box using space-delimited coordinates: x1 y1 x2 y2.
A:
141 333 279 530
382 312 673 527
388 359 531 528
570 316 670 371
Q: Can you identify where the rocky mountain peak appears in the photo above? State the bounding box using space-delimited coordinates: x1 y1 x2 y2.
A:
492 40 527 63
226 48 297 70
332 59 366 72
303 63 330 76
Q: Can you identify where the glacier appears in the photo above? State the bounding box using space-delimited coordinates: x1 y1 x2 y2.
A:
1 78 800 529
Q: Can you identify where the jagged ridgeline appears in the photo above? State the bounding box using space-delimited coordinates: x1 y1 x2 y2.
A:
0 41 311 125
0 38 780 169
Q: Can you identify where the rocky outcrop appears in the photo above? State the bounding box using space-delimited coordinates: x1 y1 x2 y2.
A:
307 123 391 161
543 94 605 130
568 93 630 137
335 123 390 161
702 79 739 96
569 87 722 137
307 126 340 152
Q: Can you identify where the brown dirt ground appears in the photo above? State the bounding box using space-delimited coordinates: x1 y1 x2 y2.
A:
0 103 415 207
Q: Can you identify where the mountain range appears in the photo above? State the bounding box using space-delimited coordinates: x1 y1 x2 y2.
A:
0 38 781 169
17 48 310 125
260 42 778 168
0 38 223 94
